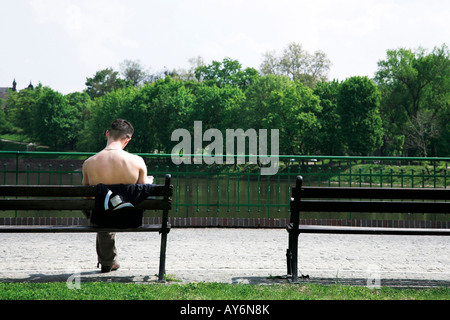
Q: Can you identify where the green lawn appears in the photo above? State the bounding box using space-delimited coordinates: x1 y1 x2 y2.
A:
0 281 448 300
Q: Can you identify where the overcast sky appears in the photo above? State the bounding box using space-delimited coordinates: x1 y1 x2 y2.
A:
1 0 449 94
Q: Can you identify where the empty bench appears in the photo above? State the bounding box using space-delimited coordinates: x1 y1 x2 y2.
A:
0 174 173 282
286 175 450 283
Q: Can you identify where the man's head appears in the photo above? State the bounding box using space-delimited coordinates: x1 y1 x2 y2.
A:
107 119 134 141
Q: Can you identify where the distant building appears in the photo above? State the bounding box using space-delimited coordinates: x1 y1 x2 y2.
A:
0 79 17 108
0 87 8 102
0 79 31 109
0 88 9 109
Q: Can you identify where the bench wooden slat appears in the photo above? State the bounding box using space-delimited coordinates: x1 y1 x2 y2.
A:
287 224 450 236
0 198 170 211
297 199 450 214
0 224 171 233
0 184 172 197
301 186 449 200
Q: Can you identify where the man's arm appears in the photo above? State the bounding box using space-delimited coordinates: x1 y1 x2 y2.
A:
136 156 151 184
81 162 92 218
82 163 90 186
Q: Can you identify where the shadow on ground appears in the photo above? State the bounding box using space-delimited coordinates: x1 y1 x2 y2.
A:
278 276 449 288
0 271 159 284
1 272 448 288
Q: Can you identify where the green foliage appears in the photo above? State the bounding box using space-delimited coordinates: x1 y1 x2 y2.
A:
126 77 195 153
85 68 132 99
77 86 138 152
32 87 77 150
0 106 13 134
313 80 343 155
260 42 332 89
240 74 323 154
241 74 292 130
2 46 448 156
337 76 384 155
195 57 259 89
191 81 245 131
66 91 93 149
6 84 43 137
262 80 321 154
375 44 450 156
6 85 83 150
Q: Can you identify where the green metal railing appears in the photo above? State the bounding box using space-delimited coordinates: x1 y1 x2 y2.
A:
1 151 449 220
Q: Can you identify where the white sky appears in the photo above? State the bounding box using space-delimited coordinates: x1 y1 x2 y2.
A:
1 0 449 94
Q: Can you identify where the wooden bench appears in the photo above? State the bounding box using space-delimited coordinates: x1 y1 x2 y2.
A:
0 174 173 282
286 175 450 283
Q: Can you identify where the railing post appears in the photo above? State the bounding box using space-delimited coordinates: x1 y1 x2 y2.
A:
158 174 171 283
15 152 19 185
287 175 302 283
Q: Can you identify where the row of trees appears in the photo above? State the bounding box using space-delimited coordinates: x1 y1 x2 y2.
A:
1 43 449 157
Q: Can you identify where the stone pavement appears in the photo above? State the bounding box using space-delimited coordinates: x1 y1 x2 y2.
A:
0 228 448 287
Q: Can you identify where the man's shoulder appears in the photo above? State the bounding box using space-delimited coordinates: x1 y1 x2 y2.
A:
115 149 142 162
82 155 93 165
83 153 99 163
126 152 145 163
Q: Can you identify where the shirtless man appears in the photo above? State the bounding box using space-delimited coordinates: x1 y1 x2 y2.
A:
82 119 152 272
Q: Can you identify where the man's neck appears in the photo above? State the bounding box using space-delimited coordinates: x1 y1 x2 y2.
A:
104 141 125 151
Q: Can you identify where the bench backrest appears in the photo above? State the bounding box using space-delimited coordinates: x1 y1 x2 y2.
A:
0 174 173 211
290 175 450 220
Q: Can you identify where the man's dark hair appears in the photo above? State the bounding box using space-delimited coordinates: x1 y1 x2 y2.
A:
109 119 134 140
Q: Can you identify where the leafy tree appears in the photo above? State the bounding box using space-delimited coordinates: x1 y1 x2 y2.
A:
260 42 331 89
120 59 151 86
195 57 259 89
190 82 245 132
243 74 322 154
313 80 343 155
337 76 384 155
65 91 93 149
32 87 79 150
0 107 12 134
242 74 292 130
185 56 206 81
77 86 138 152
375 44 450 156
403 109 440 157
85 68 131 99
435 123 450 156
6 84 43 139
147 57 207 83
376 45 449 118
124 77 195 153
262 80 322 154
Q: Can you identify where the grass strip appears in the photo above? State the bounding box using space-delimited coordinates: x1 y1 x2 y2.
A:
0 282 448 300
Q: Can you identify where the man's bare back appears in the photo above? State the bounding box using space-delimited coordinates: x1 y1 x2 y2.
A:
82 148 150 186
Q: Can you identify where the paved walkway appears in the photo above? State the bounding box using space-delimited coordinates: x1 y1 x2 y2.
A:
0 228 448 287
